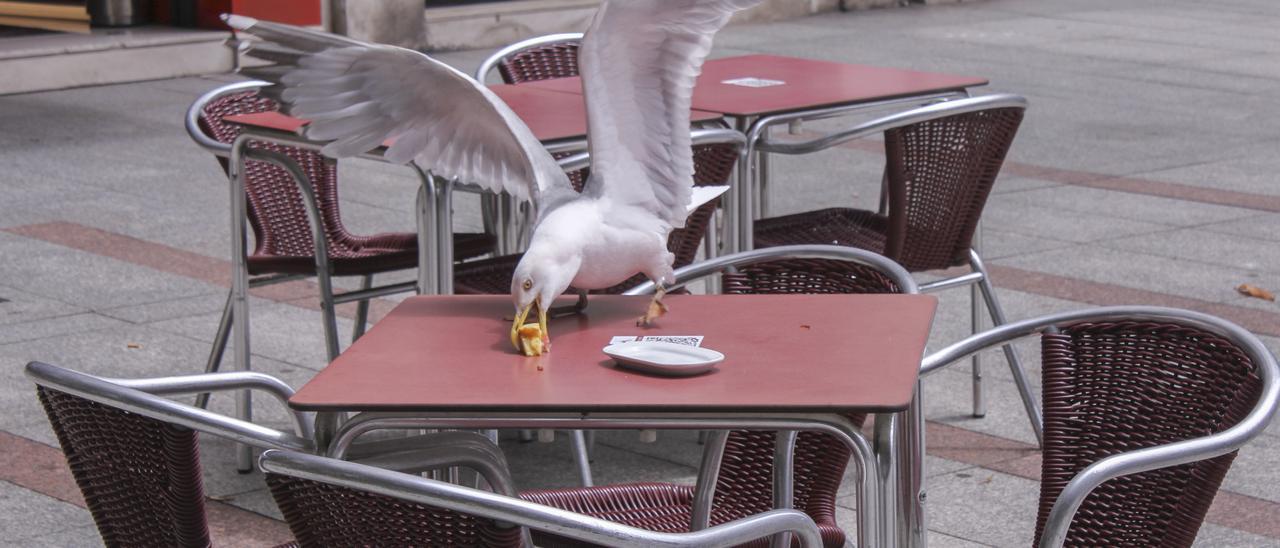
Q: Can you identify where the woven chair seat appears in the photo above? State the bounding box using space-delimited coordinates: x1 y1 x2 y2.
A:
753 207 889 260
247 231 494 276
520 482 845 548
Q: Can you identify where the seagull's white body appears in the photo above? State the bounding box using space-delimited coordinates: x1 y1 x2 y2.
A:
226 0 762 334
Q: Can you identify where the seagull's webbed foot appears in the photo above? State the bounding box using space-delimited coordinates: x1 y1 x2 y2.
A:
637 286 668 326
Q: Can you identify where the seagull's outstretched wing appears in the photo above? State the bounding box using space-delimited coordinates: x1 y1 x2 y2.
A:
579 0 761 227
224 15 571 206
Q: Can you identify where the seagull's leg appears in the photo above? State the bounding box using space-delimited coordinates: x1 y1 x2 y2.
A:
549 288 589 318
638 254 675 326
638 285 669 326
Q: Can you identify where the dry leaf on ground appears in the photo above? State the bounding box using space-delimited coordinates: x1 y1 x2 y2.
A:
1236 284 1276 302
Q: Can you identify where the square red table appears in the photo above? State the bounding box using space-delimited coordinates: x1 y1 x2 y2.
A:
523 54 989 117
223 83 723 144
289 293 937 413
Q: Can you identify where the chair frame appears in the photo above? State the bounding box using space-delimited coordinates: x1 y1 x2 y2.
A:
919 307 1279 548
751 94 1044 446
27 361 537 546
260 449 823 548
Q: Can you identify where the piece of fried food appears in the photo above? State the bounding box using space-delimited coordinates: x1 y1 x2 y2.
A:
517 322 548 357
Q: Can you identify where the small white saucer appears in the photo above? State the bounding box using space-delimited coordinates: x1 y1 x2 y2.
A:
603 341 724 377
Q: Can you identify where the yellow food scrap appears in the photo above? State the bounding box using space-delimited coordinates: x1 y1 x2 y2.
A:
518 323 548 356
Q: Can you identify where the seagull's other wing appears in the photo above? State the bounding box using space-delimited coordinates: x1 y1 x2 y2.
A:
224 15 571 205
579 0 761 227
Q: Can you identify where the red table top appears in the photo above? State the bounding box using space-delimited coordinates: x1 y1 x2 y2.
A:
290 294 937 414
223 84 722 144
525 54 988 118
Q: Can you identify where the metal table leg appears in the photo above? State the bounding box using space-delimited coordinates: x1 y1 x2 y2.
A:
434 177 456 295
229 135 254 472
412 166 440 296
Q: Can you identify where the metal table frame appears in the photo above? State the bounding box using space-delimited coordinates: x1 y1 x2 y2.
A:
309 408 909 548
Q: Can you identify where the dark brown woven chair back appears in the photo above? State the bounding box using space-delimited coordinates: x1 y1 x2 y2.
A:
36 386 212 548
265 472 523 548
882 106 1023 271
199 91 401 273
1034 321 1264 547
496 41 581 84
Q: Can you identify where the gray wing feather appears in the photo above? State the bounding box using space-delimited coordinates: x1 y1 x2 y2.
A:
224 14 571 207
579 0 762 227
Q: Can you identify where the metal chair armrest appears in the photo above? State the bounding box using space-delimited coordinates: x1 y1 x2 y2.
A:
261 449 825 547
26 362 314 453
624 245 918 295
186 80 271 158
756 94 1028 156
103 371 313 439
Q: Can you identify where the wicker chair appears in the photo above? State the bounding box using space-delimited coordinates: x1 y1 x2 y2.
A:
454 128 744 296
26 361 519 548
750 94 1045 445
26 361 313 547
261 448 825 548
187 81 496 376
512 245 916 548
475 33 584 85
919 307 1279 547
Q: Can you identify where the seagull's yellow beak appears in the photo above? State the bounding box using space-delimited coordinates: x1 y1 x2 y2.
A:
510 297 550 354
511 298 533 350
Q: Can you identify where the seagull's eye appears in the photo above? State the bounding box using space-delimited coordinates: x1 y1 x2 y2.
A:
522 279 533 291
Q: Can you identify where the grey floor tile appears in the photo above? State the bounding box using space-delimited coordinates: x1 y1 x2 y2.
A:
987 184 1258 228
0 286 87 327
1101 228 1280 276
0 232 220 311
0 480 94 543
923 469 1039 547
995 245 1280 305
15 524 104 548
1193 523 1280 547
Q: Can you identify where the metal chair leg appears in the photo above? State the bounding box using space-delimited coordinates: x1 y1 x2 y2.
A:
969 249 1045 447
971 281 985 418
196 290 235 409
316 270 341 362
570 429 594 487
352 274 373 343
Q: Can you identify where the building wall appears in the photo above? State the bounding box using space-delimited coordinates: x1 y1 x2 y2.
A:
337 0 903 51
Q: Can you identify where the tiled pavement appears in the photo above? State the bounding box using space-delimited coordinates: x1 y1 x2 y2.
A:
4 0 1280 545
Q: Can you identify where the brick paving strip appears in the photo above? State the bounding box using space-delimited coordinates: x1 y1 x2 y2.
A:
4 222 400 324
826 136 1280 214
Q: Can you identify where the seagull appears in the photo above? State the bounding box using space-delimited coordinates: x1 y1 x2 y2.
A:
225 0 761 355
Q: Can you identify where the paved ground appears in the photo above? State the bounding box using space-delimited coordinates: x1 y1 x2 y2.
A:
3 0 1280 545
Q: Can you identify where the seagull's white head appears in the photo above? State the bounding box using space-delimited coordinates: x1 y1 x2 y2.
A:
509 246 579 350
